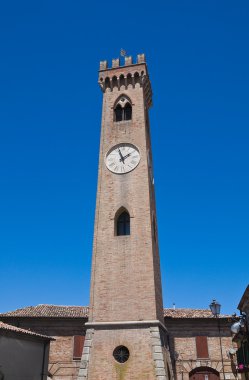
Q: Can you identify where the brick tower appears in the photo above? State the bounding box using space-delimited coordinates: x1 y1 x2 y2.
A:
78 54 172 380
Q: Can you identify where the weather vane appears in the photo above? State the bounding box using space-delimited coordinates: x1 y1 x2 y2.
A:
120 48 127 57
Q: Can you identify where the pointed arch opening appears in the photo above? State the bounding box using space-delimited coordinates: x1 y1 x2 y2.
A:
113 95 132 122
115 208 130 236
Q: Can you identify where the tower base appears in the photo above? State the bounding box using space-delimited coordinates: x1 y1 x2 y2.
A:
77 321 173 380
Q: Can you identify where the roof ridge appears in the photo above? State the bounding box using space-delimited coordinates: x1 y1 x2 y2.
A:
36 304 88 307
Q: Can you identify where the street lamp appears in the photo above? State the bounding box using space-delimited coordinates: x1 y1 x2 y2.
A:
209 299 221 317
209 299 225 380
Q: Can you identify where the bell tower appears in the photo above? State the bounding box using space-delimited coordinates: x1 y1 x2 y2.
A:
78 54 172 380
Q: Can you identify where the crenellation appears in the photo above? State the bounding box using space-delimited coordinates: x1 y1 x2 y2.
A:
99 53 146 71
125 55 133 65
99 60 108 70
112 58 120 68
137 53 145 63
98 53 152 107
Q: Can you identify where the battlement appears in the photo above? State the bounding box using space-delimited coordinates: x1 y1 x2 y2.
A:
99 53 145 71
98 53 152 108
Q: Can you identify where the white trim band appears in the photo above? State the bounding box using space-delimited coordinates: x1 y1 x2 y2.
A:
85 319 167 331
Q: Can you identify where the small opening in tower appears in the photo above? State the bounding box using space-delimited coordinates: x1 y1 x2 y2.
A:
134 72 140 85
120 74 125 88
127 73 132 87
124 103 132 120
116 210 130 236
112 76 118 89
105 77 111 90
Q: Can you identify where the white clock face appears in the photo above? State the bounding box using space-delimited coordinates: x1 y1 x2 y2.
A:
105 143 140 174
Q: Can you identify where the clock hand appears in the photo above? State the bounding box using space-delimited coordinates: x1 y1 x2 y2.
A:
122 153 131 160
123 149 136 161
118 148 125 163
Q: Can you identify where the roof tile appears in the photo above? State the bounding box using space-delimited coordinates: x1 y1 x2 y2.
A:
0 305 89 318
0 321 53 339
0 305 230 319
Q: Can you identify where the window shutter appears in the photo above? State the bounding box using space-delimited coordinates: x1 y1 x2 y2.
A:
73 335 85 359
196 336 209 358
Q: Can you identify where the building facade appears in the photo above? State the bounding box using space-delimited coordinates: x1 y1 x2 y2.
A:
165 309 238 380
0 305 238 380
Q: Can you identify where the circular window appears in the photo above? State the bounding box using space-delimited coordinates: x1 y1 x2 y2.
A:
113 346 130 363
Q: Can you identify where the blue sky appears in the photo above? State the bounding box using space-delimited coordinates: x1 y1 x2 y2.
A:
0 0 248 315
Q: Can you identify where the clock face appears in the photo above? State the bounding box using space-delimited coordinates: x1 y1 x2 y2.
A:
105 143 140 174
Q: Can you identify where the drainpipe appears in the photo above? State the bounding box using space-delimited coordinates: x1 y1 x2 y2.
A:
41 341 48 380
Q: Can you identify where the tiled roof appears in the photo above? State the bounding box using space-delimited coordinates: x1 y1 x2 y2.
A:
0 321 53 340
164 308 229 319
0 304 89 318
0 305 230 319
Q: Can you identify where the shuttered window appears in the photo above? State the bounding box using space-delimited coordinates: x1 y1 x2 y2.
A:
196 336 209 358
73 335 85 360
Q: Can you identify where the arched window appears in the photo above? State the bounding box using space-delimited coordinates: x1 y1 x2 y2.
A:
115 104 123 122
116 211 130 236
114 96 132 122
124 103 132 120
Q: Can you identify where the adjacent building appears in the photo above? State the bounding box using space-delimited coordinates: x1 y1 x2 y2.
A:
0 321 52 380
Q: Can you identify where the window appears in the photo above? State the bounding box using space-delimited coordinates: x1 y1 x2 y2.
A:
114 96 132 122
115 104 123 122
116 211 130 236
124 103 132 120
73 335 85 360
113 346 130 363
196 336 209 358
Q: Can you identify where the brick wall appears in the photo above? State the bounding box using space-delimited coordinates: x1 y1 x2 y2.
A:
165 318 239 380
